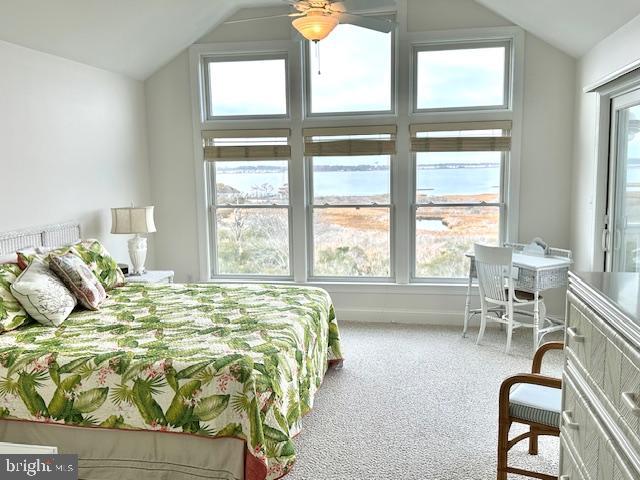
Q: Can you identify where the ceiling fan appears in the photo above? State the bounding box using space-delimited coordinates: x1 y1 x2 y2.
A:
224 0 396 42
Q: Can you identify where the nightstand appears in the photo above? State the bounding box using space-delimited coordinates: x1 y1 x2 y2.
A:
124 270 175 284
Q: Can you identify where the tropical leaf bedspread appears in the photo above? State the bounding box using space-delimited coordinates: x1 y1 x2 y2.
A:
0 283 343 480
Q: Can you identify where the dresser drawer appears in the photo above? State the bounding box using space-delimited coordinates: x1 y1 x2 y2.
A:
566 298 607 389
562 373 600 479
562 369 640 480
560 433 588 480
567 293 640 450
619 351 640 438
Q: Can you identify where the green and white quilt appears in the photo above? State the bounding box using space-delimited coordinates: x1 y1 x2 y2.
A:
0 283 343 480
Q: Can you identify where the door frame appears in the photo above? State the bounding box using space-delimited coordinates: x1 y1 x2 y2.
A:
605 89 640 271
589 71 640 272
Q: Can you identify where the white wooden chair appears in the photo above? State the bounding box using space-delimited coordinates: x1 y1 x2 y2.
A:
474 243 548 353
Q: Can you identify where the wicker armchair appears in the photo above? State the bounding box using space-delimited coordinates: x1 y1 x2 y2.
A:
497 341 563 480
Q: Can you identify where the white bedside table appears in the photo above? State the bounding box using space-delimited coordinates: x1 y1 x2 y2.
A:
124 270 175 284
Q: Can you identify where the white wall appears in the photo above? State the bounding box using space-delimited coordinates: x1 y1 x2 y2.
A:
145 0 576 323
571 13 640 271
520 35 575 248
0 40 152 265
145 51 200 279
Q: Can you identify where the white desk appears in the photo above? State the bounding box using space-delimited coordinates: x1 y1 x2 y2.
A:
463 252 572 347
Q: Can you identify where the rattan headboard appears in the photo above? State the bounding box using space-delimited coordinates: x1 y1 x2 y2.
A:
0 222 81 255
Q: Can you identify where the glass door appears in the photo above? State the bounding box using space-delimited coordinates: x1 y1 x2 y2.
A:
606 89 640 272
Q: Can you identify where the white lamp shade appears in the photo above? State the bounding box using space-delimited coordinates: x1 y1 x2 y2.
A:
111 206 156 234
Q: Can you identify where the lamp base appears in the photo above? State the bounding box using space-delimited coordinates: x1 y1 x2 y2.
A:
128 235 147 275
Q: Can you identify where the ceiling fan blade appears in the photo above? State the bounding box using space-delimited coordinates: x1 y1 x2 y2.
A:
339 0 396 13
329 2 346 13
337 13 394 33
224 13 303 25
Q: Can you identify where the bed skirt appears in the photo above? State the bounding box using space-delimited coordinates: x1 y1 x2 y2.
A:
0 420 245 480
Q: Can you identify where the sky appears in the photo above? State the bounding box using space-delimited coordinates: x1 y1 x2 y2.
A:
416 47 505 109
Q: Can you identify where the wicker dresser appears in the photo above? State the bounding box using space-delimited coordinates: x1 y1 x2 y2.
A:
561 272 640 479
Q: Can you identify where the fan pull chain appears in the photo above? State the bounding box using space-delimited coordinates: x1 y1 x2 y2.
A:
314 40 321 75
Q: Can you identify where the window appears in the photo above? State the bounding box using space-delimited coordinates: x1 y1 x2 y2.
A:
203 56 288 118
306 23 393 115
194 30 521 283
306 126 395 279
414 41 510 111
204 130 292 277
411 122 511 279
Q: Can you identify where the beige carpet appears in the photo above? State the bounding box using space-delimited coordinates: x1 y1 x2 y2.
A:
289 322 563 480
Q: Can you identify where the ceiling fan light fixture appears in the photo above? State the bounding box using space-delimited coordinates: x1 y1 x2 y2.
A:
292 11 339 42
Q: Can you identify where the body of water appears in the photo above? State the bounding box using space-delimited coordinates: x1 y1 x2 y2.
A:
217 166 502 198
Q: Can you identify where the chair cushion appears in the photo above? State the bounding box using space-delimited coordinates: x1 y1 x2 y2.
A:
509 383 561 427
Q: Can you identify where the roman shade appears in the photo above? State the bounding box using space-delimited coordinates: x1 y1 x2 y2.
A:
203 129 291 160
303 125 397 156
410 121 512 152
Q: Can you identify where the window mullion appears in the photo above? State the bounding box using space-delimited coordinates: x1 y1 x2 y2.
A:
290 136 307 283
207 162 219 277
395 5 411 284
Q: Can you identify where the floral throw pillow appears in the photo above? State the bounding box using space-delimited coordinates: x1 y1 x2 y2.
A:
70 239 124 291
0 264 31 332
49 253 107 310
11 259 77 327
17 245 73 270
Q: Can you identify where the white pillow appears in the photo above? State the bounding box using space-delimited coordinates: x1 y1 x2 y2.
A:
11 259 77 327
0 252 17 264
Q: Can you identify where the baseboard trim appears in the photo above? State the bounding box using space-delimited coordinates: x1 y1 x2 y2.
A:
337 308 475 327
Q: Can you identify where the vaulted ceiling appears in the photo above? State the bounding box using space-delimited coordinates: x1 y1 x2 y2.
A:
0 0 638 80
0 0 260 79
475 0 640 58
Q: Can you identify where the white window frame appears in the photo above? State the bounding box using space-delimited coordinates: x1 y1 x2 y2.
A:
405 28 524 284
303 15 397 118
189 23 525 286
206 158 294 280
305 151 395 282
584 67 640 272
202 53 291 121
410 149 509 282
412 39 512 113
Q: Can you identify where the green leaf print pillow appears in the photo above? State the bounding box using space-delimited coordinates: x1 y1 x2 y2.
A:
0 264 31 332
17 245 74 270
70 239 125 291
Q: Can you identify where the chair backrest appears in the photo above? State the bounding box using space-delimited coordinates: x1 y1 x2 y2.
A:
504 242 572 260
474 243 513 304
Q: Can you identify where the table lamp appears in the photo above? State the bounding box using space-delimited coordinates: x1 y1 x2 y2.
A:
111 205 156 275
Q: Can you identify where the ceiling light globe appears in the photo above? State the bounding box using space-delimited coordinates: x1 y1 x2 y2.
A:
292 12 339 42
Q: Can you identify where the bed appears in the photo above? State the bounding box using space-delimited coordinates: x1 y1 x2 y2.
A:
0 223 343 480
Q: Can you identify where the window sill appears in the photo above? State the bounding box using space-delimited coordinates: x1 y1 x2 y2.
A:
206 278 475 296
